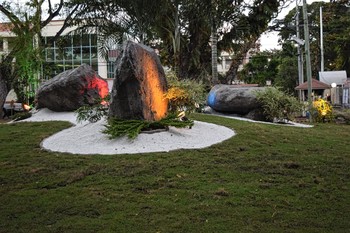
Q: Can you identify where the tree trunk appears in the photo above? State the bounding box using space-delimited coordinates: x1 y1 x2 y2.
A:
211 24 218 85
172 4 181 77
0 73 9 118
0 55 14 118
210 0 218 85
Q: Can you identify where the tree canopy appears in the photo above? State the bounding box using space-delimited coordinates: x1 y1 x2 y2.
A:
278 0 350 75
70 0 286 82
238 1 350 95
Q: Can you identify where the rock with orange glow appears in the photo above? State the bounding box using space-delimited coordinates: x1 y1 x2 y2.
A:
36 64 109 111
109 41 168 121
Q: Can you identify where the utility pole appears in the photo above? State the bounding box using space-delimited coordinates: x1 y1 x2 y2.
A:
320 6 324 72
303 0 313 122
296 0 304 101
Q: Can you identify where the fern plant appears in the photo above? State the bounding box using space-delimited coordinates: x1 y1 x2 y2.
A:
103 113 194 139
75 94 110 123
11 111 32 122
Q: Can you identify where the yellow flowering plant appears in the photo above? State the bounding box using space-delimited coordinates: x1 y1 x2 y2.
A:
164 71 206 114
312 98 334 123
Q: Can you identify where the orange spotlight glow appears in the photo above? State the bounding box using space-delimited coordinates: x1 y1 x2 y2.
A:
142 53 168 121
23 104 31 111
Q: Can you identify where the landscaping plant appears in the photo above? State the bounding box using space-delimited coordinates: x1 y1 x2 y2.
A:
333 108 350 124
103 113 194 139
312 98 334 123
165 71 207 114
75 87 194 139
10 111 32 121
75 95 110 123
255 87 302 122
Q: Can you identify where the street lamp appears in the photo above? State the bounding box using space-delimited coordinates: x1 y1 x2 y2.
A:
331 82 337 104
291 36 305 46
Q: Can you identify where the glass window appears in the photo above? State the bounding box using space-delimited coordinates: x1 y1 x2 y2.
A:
45 48 55 61
64 48 73 61
56 36 71 49
62 64 74 71
107 61 115 79
72 47 82 61
91 63 98 72
81 34 91 46
81 47 91 59
72 34 81 47
55 48 64 61
43 33 101 79
90 34 97 46
7 39 15 51
90 46 97 58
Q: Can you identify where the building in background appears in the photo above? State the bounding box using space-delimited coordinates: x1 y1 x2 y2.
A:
0 20 111 81
319 71 348 105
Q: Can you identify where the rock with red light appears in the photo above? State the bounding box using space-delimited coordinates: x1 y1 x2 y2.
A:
36 64 109 111
109 41 168 121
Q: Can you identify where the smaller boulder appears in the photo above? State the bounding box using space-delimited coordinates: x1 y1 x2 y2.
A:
36 64 109 112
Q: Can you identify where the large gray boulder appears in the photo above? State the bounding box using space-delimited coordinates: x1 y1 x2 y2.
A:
109 41 168 121
207 84 266 117
36 64 109 111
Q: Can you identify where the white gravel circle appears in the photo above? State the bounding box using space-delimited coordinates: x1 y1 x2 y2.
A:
22 108 235 155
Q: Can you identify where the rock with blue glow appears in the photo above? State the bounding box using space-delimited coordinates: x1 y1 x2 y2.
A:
207 84 266 116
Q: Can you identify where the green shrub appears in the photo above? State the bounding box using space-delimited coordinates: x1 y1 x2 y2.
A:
333 108 350 124
165 71 206 114
255 87 302 122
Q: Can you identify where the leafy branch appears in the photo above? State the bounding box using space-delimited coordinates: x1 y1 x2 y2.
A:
103 113 194 139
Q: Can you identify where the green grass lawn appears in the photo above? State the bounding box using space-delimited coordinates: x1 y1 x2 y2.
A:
0 114 349 233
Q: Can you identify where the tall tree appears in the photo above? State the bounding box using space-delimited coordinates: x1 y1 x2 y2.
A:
238 43 301 94
74 0 285 83
237 50 280 86
222 0 285 83
0 0 81 116
278 1 350 75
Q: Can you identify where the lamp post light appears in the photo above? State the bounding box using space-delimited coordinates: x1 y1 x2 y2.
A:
331 82 337 105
